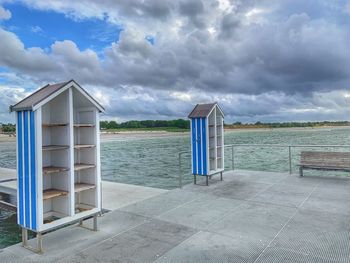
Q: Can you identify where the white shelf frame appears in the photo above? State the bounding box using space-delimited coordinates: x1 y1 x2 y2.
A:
33 87 101 233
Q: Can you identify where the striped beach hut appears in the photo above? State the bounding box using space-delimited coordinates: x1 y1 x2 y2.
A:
188 102 224 185
10 79 104 252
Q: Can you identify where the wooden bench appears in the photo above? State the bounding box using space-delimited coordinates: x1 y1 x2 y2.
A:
298 151 350 176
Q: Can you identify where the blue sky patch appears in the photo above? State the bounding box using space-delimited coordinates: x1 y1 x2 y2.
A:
2 2 124 51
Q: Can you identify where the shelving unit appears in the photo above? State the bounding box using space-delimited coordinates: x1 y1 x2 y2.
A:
11 80 104 252
188 102 225 185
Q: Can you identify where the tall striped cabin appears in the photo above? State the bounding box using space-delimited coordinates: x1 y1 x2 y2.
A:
188 103 224 177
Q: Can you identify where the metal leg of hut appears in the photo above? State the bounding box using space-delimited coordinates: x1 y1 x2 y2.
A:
21 228 43 254
206 175 209 186
78 214 98 231
220 172 223 181
194 174 196 185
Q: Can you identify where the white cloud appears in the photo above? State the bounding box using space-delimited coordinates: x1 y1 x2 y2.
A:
0 5 11 20
30 25 43 33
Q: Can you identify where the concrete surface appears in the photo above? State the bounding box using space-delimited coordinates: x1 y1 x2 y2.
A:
0 168 168 210
1 169 350 262
102 181 168 210
0 167 16 196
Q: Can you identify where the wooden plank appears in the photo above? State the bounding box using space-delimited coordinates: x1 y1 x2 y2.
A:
74 124 95 127
43 166 69 174
74 144 95 149
74 163 96 171
42 145 69 151
74 183 96 192
42 123 68 127
43 189 68 200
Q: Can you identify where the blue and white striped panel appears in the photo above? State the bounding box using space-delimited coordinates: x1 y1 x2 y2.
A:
17 110 37 231
191 118 208 176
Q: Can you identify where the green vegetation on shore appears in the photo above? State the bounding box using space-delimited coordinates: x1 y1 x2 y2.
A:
100 119 190 132
0 123 15 133
2 120 350 134
227 121 350 129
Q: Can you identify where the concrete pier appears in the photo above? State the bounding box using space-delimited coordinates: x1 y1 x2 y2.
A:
1 169 350 262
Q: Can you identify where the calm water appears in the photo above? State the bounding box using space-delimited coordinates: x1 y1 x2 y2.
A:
1 127 350 248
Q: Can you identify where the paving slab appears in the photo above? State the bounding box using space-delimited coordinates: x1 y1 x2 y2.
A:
272 209 350 263
156 231 266 263
158 197 242 230
208 202 296 242
250 183 313 208
7 210 149 262
255 247 338 263
231 170 289 184
102 181 168 211
60 219 197 263
0 249 25 263
211 181 272 200
120 189 206 217
279 175 322 188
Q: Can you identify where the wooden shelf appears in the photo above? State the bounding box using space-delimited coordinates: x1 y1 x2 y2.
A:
75 183 96 193
75 204 94 213
43 166 69 175
74 163 95 171
42 123 68 127
74 144 95 149
43 145 69 151
74 124 95 127
43 189 68 200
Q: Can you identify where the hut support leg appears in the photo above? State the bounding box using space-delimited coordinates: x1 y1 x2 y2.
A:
220 172 223 181
93 214 98 231
21 228 28 247
78 214 98 231
206 175 209 186
21 228 43 254
194 174 196 185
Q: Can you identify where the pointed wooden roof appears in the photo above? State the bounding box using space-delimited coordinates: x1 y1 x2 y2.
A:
10 79 105 112
188 102 224 118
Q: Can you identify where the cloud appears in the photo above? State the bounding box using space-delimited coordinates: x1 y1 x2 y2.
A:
0 5 11 20
30 25 43 33
1 0 350 122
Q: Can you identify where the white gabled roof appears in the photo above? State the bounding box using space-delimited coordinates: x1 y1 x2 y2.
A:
10 79 105 112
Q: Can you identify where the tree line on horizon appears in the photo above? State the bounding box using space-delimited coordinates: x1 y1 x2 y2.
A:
100 119 190 130
2 120 350 133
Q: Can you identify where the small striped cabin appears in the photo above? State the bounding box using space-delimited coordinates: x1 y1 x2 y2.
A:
10 79 104 233
188 103 224 176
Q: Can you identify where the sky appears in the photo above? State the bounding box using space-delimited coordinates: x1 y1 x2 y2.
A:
1 0 350 124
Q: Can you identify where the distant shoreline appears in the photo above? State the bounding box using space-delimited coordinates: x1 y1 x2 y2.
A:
1 125 350 143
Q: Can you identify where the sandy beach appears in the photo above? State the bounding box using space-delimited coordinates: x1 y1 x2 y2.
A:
0 131 190 143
